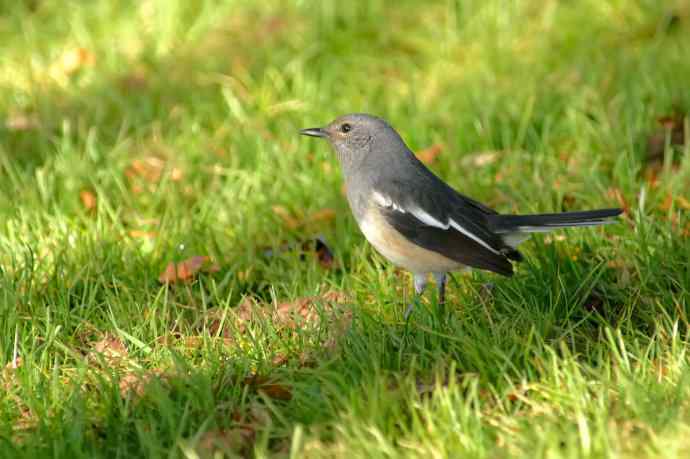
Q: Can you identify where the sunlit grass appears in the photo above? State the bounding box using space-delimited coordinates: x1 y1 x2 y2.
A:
1 0 689 457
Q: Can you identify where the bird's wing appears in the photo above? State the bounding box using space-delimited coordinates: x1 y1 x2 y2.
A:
371 179 518 275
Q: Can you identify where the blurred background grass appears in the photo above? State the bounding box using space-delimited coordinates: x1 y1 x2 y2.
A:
1 0 690 457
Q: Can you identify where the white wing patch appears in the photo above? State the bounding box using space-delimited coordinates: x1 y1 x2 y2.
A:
372 191 406 213
502 232 530 248
372 190 501 255
409 206 448 229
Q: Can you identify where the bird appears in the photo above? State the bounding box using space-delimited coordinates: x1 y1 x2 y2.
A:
299 113 622 318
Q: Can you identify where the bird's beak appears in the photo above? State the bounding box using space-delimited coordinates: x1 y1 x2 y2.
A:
299 127 328 138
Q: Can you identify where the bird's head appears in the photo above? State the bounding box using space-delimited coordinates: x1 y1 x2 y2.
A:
300 113 404 170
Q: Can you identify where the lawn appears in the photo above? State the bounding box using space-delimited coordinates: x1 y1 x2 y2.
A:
1 0 689 457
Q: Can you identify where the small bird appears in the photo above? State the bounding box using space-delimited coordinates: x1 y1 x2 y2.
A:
300 114 622 318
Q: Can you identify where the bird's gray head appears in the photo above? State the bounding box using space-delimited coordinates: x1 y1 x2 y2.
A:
300 113 405 172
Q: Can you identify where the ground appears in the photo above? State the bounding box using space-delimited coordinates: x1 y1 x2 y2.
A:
1 1 689 457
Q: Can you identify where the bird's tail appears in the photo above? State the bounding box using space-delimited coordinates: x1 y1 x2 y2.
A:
488 208 623 247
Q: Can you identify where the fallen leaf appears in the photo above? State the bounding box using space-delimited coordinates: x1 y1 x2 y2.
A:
677 195 690 210
119 369 164 398
128 229 157 238
561 194 577 211
660 193 674 212
197 428 255 457
306 208 336 224
606 188 630 215
159 256 220 284
243 374 293 400
259 383 293 400
205 290 351 363
643 165 661 188
89 333 128 366
272 205 300 229
11 406 36 443
5 112 40 131
273 290 350 329
505 384 531 402
126 157 165 183
4 356 22 371
271 354 288 366
79 189 97 211
416 144 443 164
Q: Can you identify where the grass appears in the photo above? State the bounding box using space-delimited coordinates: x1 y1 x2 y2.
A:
1 0 690 457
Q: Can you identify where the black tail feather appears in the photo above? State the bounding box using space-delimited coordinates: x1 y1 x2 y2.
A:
488 208 623 233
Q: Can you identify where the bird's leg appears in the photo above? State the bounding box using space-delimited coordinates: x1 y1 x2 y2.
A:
404 274 427 320
433 272 447 317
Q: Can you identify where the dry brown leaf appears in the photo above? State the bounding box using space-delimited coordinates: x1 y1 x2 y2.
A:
197 428 255 457
243 374 293 400
205 297 258 337
90 333 128 366
416 144 443 164
127 157 165 183
128 230 157 239
677 195 690 210
11 406 36 441
561 194 577 211
2 357 22 392
606 188 630 215
119 369 164 398
159 256 219 284
272 205 300 229
660 193 690 212
307 208 336 224
273 208 337 230
205 290 351 362
643 165 661 188
660 193 674 212
271 354 288 366
260 383 292 400
4 356 22 371
273 290 349 329
505 384 531 403
79 190 97 211
5 112 39 131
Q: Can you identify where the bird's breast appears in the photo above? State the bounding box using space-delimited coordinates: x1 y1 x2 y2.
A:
358 203 462 274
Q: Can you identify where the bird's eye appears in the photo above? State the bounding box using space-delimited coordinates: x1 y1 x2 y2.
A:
341 123 352 133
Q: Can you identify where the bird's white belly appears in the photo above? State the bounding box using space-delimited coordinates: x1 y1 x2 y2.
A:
359 209 463 274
